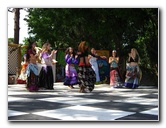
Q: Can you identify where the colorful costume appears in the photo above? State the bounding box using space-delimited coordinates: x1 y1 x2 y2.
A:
78 52 96 92
26 63 39 91
110 60 123 88
64 54 79 86
39 52 54 90
124 64 140 89
124 55 141 89
26 49 39 92
17 62 28 84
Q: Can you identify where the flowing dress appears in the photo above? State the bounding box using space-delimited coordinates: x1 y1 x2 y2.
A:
39 52 54 90
110 60 123 88
26 49 39 92
124 64 140 89
64 54 79 86
77 52 96 92
89 56 100 82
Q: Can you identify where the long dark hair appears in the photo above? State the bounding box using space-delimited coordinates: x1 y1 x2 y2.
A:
26 39 36 61
65 47 76 57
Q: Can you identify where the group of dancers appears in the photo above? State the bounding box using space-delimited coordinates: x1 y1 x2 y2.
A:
17 40 57 91
109 48 141 89
64 41 97 92
63 41 141 92
17 40 141 92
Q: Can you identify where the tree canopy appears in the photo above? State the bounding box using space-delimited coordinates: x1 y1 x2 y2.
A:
24 8 158 85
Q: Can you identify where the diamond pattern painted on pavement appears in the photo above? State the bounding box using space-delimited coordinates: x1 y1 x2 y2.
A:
8 110 29 117
37 96 109 106
8 83 159 121
140 107 158 116
33 105 135 121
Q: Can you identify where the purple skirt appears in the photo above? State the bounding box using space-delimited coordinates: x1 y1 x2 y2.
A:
64 76 78 85
64 65 78 86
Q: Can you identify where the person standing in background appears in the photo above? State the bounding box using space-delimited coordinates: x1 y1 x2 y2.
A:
17 54 28 84
109 50 123 89
89 48 106 83
124 48 141 89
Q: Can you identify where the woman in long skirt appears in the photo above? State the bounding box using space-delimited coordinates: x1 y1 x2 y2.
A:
89 48 106 83
124 48 141 89
77 41 96 93
26 40 41 92
39 43 57 90
109 50 123 89
125 64 140 88
64 47 79 88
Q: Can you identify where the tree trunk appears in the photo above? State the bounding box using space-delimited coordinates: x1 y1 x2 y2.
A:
14 8 20 44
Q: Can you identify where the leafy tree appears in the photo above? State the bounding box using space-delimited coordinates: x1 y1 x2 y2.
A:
8 38 14 43
24 8 158 85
